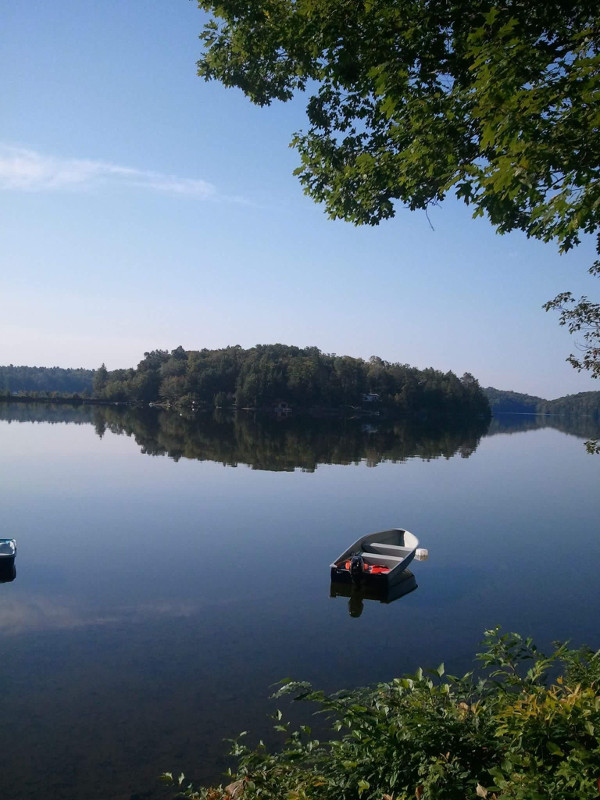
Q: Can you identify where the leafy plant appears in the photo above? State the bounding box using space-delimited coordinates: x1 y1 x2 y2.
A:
163 628 600 799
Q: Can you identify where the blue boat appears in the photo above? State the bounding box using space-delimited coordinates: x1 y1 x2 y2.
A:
0 539 17 563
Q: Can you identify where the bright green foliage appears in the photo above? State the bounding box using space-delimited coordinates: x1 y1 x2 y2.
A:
197 0 599 243
196 0 600 383
543 271 600 451
544 290 600 382
166 629 600 800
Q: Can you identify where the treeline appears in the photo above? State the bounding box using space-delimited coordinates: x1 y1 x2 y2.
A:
92 344 490 417
540 392 600 418
3 356 598 421
483 387 543 413
0 365 94 395
485 387 600 418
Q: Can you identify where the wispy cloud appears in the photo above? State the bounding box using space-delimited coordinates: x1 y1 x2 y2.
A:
0 594 200 634
0 144 216 197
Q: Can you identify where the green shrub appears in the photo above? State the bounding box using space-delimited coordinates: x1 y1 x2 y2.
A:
164 629 600 800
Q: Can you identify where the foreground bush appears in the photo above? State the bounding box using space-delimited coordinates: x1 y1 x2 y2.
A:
164 629 600 799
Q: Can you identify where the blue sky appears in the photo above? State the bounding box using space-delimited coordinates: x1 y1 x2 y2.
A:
2 0 598 399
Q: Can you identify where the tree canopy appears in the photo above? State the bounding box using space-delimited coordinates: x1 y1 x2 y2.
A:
91 344 490 419
0 364 94 395
197 0 600 383
197 0 599 239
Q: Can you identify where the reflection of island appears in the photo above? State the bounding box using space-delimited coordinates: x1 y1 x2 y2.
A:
0 402 96 426
488 412 600 442
330 569 417 617
95 407 490 470
3 401 599 469
0 403 490 470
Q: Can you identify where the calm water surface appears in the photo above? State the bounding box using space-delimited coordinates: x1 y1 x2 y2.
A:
0 405 599 799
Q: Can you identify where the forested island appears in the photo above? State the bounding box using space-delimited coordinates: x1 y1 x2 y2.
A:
4 349 600 425
0 345 489 418
3 347 600 422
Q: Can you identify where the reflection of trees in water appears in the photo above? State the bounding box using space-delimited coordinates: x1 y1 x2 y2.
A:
86 407 489 470
3 402 598 467
0 402 96 425
0 402 487 468
488 413 600 442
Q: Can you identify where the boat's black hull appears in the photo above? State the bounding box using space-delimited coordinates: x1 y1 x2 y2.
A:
330 565 390 585
330 548 416 587
330 569 417 613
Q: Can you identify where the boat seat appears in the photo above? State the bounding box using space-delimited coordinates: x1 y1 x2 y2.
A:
364 542 413 557
359 553 405 567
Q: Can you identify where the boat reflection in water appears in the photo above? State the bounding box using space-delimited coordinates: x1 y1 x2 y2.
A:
0 561 16 583
330 569 417 617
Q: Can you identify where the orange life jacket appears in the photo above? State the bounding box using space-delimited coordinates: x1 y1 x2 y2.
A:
344 559 390 575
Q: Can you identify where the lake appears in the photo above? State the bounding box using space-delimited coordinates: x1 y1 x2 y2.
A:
0 403 599 800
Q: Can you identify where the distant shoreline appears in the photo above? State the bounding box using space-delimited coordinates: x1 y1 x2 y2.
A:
0 395 490 423
0 395 122 406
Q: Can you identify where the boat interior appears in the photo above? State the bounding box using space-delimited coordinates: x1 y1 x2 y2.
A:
332 529 419 572
363 541 414 557
0 540 16 557
338 541 414 569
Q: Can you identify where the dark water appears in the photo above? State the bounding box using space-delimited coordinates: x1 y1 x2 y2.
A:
0 404 599 800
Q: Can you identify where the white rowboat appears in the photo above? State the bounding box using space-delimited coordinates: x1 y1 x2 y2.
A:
330 528 423 587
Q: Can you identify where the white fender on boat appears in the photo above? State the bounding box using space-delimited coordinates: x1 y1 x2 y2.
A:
414 548 429 561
